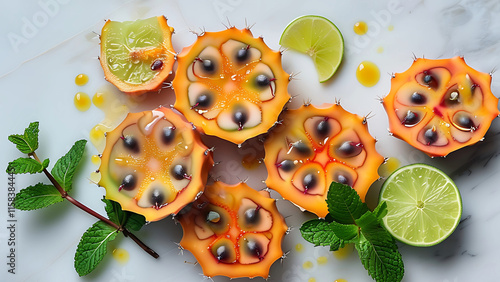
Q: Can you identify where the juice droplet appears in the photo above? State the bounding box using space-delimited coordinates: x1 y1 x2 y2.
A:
302 260 313 269
333 244 354 260
90 125 106 152
112 248 130 264
89 171 101 184
377 46 384 53
335 279 348 282
388 25 394 31
74 92 91 112
378 157 401 178
356 61 380 87
353 21 368 35
308 278 316 282
92 91 106 108
242 153 261 170
317 256 328 265
75 73 89 86
295 243 304 252
91 154 101 165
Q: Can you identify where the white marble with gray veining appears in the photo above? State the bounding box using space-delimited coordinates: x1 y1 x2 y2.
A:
1 0 500 281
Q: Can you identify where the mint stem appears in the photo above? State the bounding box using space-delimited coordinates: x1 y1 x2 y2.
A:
31 152 159 259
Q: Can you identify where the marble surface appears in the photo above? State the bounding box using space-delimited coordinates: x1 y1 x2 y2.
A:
1 0 500 281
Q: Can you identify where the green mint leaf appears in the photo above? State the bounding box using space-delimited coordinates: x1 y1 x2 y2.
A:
42 158 50 170
51 140 87 192
300 219 346 250
103 199 146 232
7 157 45 174
326 182 369 224
329 221 359 241
13 183 63 210
74 221 118 276
373 201 388 222
8 122 39 154
355 211 404 282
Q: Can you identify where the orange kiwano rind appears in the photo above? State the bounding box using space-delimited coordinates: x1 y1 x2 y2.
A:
177 182 287 279
383 56 500 157
264 104 384 218
173 27 290 145
99 107 213 222
100 16 176 95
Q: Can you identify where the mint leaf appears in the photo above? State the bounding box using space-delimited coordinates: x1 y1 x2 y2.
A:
74 221 118 276
355 211 404 282
51 140 86 192
6 157 48 174
326 182 369 224
300 219 346 251
373 201 388 222
8 122 39 154
14 183 63 210
103 199 146 232
329 221 359 241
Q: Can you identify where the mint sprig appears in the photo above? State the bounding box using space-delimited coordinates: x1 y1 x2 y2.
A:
7 122 157 276
300 182 404 282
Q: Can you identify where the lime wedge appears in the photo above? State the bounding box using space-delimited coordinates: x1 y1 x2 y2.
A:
379 164 462 247
279 15 344 82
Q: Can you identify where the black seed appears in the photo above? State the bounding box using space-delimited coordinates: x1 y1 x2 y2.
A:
206 210 221 223
245 239 263 258
195 93 212 109
150 189 164 206
337 141 362 158
456 114 475 129
411 92 426 104
336 174 350 186
278 160 295 172
171 164 187 180
162 127 175 145
151 59 163 71
202 59 215 73
316 119 331 137
236 47 249 62
303 173 317 190
403 110 420 126
292 141 311 156
423 74 433 84
424 128 438 144
244 208 260 225
121 174 136 191
256 74 270 87
215 245 230 262
123 136 139 153
232 108 248 126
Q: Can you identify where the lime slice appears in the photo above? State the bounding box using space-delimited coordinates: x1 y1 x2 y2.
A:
279 15 344 82
379 164 462 247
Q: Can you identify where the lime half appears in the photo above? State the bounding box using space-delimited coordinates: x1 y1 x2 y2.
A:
279 15 344 82
379 164 462 247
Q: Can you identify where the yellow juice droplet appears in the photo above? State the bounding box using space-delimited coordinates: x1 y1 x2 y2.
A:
295 243 304 252
388 25 394 31
377 46 384 53
90 125 106 152
89 171 101 184
308 278 316 282
317 256 328 265
378 157 401 178
91 155 101 165
353 21 368 35
74 92 91 112
335 279 348 282
93 91 105 108
112 248 130 264
303 260 313 269
75 73 89 86
241 153 261 170
356 61 380 87
333 244 354 260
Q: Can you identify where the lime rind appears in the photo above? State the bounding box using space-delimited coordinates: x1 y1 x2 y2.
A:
379 164 462 247
279 15 344 82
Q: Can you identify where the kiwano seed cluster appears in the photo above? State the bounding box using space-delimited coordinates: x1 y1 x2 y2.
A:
97 16 499 279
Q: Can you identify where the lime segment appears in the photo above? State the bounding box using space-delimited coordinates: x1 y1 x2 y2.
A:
379 164 462 247
279 15 344 82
